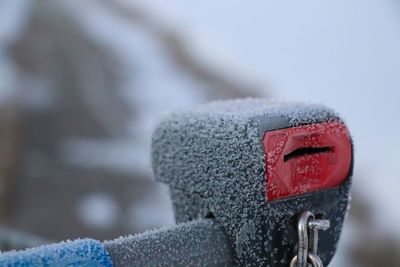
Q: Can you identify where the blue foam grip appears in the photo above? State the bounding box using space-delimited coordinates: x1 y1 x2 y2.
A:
0 238 113 267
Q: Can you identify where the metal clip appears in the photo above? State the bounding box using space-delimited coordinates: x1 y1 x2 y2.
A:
289 211 330 267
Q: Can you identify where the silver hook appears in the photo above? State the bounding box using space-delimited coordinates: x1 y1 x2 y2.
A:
289 252 324 267
290 210 330 267
297 211 314 267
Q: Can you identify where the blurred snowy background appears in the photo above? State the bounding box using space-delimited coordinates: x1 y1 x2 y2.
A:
0 0 399 266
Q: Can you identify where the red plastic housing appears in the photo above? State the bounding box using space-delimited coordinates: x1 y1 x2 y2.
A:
263 121 352 201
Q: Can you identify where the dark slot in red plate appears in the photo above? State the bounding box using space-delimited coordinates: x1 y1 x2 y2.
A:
263 121 352 201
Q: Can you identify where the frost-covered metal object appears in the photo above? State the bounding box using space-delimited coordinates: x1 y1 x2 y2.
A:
105 219 233 267
152 98 353 266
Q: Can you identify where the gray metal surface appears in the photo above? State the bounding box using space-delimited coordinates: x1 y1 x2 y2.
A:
104 219 233 267
151 99 344 266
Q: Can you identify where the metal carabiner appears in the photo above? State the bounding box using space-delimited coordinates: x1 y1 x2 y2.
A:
290 210 330 267
297 211 314 267
289 252 324 267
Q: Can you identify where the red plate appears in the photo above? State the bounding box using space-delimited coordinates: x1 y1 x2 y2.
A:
263 121 352 201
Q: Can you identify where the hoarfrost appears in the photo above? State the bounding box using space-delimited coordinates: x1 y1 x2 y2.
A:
0 239 113 267
152 99 351 266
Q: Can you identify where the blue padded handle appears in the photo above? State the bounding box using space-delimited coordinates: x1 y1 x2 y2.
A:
0 239 113 267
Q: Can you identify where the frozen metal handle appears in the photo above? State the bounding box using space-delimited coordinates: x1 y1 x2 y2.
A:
104 219 234 267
